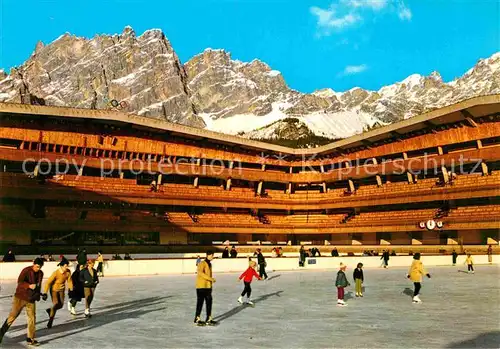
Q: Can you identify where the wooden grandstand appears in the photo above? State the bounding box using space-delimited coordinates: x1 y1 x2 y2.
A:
0 95 499 254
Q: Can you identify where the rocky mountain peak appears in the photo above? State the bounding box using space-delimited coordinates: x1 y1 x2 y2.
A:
0 27 498 146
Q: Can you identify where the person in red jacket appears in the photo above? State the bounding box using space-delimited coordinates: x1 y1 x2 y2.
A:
0 258 47 346
237 260 262 306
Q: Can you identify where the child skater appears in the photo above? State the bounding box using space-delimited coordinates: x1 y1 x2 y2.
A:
335 263 350 306
44 259 73 328
407 253 431 303
353 263 364 297
238 260 262 306
465 253 474 274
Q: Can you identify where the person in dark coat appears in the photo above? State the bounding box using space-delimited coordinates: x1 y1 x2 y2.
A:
230 246 238 258
299 246 307 267
222 247 230 258
335 263 350 306
381 250 390 268
353 263 364 297
76 248 87 270
331 247 339 257
253 249 268 280
79 260 99 317
2 249 15 262
452 250 458 266
68 265 85 315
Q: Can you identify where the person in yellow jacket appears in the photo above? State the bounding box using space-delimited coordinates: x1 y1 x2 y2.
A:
96 251 104 277
194 251 217 326
406 253 431 303
465 253 474 274
44 259 73 328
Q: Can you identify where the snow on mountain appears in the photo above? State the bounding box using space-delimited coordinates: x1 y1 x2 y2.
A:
0 26 498 146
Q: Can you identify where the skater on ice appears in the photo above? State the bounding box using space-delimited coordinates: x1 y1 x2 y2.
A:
253 248 268 280
0 258 47 346
44 259 73 328
452 250 458 266
96 251 105 277
335 263 350 306
79 259 99 318
407 253 431 303
353 263 364 297
465 253 474 273
194 251 217 326
238 260 262 306
68 263 85 315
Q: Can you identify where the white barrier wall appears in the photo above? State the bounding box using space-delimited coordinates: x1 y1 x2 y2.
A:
0 255 498 281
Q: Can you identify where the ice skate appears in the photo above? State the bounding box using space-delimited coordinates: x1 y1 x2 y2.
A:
194 316 206 326
205 317 218 326
412 295 422 303
337 299 347 306
238 296 243 304
67 301 71 311
355 293 359 297
246 299 255 307
84 308 91 318
26 338 40 346
359 293 363 297
70 306 77 316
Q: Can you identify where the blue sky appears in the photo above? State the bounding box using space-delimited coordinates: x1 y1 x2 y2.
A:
0 0 498 93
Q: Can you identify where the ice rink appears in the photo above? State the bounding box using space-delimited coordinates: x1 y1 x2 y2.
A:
1 264 499 348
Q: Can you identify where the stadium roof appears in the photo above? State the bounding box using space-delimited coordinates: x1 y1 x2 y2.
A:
0 94 499 156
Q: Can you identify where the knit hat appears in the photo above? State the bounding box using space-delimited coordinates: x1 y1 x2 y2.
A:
58 259 69 267
413 253 421 260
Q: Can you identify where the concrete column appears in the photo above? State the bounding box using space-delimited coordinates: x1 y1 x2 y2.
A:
322 182 327 193
261 164 266 171
403 152 408 160
157 174 162 186
193 177 199 188
287 182 292 194
196 158 201 166
437 146 444 155
407 172 414 184
320 164 325 173
481 162 488 176
257 181 263 195
226 178 232 190
441 166 449 183
477 139 483 149
119 172 124 179
371 158 378 165
289 167 293 174
78 166 83 176
229 161 234 169
348 179 355 192
376 175 382 187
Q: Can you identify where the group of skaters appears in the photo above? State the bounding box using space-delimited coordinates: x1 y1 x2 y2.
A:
1 246 495 340
0 250 104 346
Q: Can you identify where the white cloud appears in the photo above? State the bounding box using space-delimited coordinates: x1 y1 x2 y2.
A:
311 1 412 37
343 64 368 75
398 1 412 21
310 6 361 32
343 0 388 11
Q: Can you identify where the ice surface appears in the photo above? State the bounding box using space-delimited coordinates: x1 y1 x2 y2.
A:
1 266 499 348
